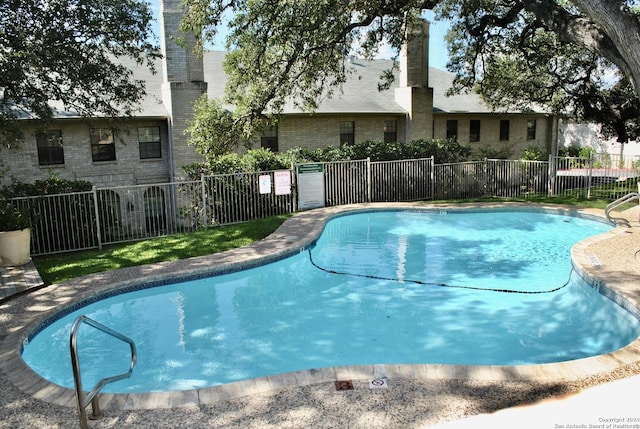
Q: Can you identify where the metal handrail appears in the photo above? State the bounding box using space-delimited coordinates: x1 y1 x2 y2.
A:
605 192 640 227
70 315 137 429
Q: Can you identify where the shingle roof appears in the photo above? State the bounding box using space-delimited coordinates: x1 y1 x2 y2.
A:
202 51 500 116
38 51 523 119
15 56 169 120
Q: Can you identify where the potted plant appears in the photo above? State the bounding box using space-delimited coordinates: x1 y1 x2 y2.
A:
0 198 31 267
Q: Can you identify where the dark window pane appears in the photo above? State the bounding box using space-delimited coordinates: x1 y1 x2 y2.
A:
138 127 161 159
36 130 64 165
90 129 116 162
446 120 458 140
469 120 480 142
340 121 354 145
500 120 510 141
527 120 537 140
384 121 397 143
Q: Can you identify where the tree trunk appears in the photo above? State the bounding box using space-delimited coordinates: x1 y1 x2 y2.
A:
571 0 640 97
522 0 640 98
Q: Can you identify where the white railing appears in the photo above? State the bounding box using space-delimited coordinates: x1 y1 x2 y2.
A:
550 154 640 199
12 156 640 256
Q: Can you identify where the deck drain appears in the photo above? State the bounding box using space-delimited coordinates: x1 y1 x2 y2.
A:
369 378 388 389
335 380 354 391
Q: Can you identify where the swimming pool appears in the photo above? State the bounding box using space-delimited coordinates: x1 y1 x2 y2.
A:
21 208 640 394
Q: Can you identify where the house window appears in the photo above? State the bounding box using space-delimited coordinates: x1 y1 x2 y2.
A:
527 119 537 140
446 120 458 140
261 125 278 152
90 128 116 162
499 120 510 141
340 121 354 145
36 130 64 165
138 126 161 159
469 120 481 142
384 121 397 143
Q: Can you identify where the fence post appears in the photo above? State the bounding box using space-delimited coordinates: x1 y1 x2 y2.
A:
547 155 554 197
290 163 297 212
430 156 435 200
200 174 208 229
366 157 371 203
91 187 103 250
587 153 594 199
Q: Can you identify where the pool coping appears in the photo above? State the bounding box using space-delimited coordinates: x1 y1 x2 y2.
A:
1 201 639 411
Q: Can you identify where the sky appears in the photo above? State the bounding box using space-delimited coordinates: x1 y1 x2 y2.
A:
151 4 451 71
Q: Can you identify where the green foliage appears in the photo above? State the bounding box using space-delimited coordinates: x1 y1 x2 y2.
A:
180 0 640 147
188 139 472 176
476 146 511 160
186 96 254 158
0 174 93 198
558 145 582 157
1 174 94 249
578 146 594 159
0 0 160 147
0 198 29 231
520 146 546 161
438 0 640 143
181 0 424 142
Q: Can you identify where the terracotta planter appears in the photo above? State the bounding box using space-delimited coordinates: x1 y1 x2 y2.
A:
0 228 31 267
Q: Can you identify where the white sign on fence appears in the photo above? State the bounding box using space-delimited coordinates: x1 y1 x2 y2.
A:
274 170 291 195
258 174 271 194
297 163 325 210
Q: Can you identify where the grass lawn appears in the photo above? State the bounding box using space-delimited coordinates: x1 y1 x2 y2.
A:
33 214 291 285
32 197 612 285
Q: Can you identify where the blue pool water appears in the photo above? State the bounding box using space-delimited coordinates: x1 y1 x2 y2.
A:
22 209 640 393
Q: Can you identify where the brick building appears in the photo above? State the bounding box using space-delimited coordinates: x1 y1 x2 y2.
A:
0 1 556 188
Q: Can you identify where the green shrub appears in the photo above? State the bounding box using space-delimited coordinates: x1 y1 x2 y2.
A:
188 139 473 176
558 145 582 157
521 146 547 161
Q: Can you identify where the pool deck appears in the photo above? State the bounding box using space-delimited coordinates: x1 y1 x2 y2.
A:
1 202 640 429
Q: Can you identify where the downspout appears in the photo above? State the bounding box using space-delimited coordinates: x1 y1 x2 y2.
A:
166 117 175 182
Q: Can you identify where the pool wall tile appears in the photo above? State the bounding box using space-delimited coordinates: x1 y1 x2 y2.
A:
99 393 129 411
278 370 300 387
307 367 337 383
291 369 313 386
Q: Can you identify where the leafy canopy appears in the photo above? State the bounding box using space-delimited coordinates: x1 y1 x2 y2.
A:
182 0 436 151
0 0 161 147
439 0 640 142
182 0 640 149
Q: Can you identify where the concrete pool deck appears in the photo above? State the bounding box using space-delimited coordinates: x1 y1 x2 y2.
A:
1 202 640 428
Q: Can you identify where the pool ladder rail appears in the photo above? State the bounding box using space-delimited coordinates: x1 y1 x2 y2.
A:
69 315 137 429
605 192 640 227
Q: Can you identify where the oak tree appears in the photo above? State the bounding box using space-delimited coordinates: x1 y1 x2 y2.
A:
0 0 160 147
182 0 640 147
